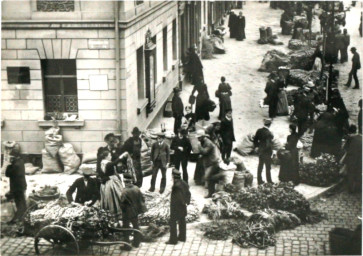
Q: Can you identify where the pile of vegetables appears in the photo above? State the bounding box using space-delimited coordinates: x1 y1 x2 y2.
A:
202 191 247 220
28 198 87 224
139 191 199 225
300 153 341 187
201 209 302 249
232 182 312 221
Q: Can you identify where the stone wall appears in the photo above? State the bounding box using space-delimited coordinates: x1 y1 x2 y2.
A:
1 28 118 154
1 1 179 154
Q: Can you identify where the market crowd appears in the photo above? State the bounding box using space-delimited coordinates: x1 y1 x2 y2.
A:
3 1 362 252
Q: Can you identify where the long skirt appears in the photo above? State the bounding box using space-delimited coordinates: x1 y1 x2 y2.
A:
219 94 232 120
278 149 300 185
100 175 125 219
195 95 210 121
276 90 289 116
194 158 205 185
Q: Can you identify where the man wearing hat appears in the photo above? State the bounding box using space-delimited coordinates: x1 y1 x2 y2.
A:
120 173 146 251
197 130 221 198
345 47 360 89
149 132 170 194
166 168 191 245
171 128 192 183
66 168 99 207
97 133 122 176
122 127 143 187
293 88 311 136
5 146 27 223
172 87 184 134
253 119 274 185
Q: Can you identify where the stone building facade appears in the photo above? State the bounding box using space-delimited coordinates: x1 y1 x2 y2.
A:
1 0 228 155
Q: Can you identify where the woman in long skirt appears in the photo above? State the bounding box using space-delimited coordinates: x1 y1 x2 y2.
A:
191 83 210 122
98 150 125 220
276 88 289 116
278 124 300 185
216 76 232 120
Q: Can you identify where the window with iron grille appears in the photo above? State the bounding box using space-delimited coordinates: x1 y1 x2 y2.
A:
41 59 78 114
37 0 75 12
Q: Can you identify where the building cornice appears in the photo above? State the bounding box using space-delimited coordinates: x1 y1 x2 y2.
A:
1 1 175 30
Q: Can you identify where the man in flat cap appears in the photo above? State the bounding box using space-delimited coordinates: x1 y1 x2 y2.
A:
122 127 143 187
149 132 170 194
66 167 99 207
253 119 274 185
120 173 146 251
166 168 191 245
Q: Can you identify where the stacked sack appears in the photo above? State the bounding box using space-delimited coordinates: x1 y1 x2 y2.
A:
78 151 98 176
42 126 80 174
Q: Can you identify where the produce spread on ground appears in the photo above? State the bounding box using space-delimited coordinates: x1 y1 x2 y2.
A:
140 190 200 225
201 182 324 249
299 153 341 187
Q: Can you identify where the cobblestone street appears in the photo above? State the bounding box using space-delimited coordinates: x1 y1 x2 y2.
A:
1 190 361 255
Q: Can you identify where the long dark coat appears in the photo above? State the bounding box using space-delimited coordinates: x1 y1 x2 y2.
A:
216 82 232 120
278 133 300 185
311 112 342 158
5 157 27 193
344 134 362 192
235 15 246 41
229 12 237 38
170 179 191 220
192 83 210 121
220 118 235 145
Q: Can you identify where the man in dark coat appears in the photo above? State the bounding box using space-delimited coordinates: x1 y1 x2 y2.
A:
149 133 170 194
171 129 192 183
293 88 311 137
264 75 279 118
235 12 246 41
220 109 235 161
5 146 27 223
172 87 184 134
229 11 237 38
166 168 191 245
254 119 274 185
66 168 99 206
345 47 361 89
120 173 146 251
340 29 350 63
122 127 143 187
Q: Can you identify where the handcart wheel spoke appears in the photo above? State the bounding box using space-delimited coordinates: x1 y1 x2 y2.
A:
34 225 79 255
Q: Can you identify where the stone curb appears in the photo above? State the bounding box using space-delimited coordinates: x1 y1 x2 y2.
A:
306 179 344 202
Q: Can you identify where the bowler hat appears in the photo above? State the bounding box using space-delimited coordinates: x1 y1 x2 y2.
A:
172 168 181 178
173 87 181 93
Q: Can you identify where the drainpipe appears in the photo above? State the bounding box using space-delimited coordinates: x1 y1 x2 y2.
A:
114 1 121 134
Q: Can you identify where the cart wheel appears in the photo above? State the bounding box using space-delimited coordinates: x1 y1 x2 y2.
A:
34 225 79 255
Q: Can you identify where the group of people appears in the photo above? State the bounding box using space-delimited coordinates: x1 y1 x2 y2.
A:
228 11 246 41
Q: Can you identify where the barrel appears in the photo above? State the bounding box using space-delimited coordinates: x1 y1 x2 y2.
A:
232 171 245 190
